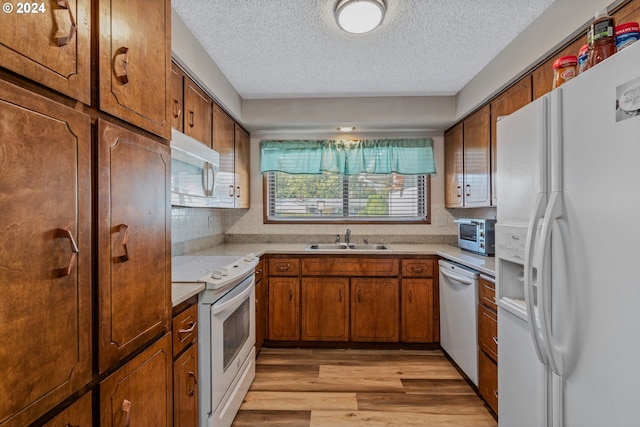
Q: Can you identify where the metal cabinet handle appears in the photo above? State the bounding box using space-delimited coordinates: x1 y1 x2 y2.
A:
113 47 129 85
457 186 462 198
115 224 129 263
289 289 293 301
338 289 343 302
408 290 413 303
493 390 499 398
187 371 197 397
493 336 498 345
228 185 234 197
410 266 424 273
64 423 79 427
357 289 362 303
276 264 291 272
173 99 181 119
178 321 196 335
188 111 195 128
56 228 78 277
53 0 76 46
121 399 131 427
465 184 471 196
236 186 240 198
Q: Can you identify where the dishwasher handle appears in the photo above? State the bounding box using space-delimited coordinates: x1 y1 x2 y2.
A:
440 268 475 286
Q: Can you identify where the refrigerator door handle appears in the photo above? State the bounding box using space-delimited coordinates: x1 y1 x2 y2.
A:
537 191 564 376
524 192 549 365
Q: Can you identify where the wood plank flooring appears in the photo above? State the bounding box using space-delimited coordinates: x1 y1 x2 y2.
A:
232 348 497 427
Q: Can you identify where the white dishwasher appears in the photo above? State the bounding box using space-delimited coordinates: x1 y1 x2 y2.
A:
438 259 479 385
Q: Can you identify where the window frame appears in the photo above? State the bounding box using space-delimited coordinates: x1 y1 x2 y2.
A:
262 172 431 224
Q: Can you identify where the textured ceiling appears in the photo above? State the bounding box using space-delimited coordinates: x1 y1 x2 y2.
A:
172 0 555 100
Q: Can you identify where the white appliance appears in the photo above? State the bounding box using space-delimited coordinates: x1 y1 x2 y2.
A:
438 259 479 385
496 41 640 427
172 254 258 427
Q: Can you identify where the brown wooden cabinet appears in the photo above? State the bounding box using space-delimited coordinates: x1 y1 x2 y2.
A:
98 0 172 139
171 62 186 132
255 258 267 355
477 275 498 414
352 278 399 342
41 391 93 427
100 333 173 427
173 302 198 427
444 105 491 207
0 80 92 427
490 77 532 206
269 277 301 341
401 259 436 343
302 278 349 341
234 124 251 208
184 77 213 147
0 0 91 104
97 119 172 373
212 103 236 207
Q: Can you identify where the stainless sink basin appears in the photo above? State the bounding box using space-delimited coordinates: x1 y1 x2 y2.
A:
305 243 391 250
306 243 350 250
347 244 391 250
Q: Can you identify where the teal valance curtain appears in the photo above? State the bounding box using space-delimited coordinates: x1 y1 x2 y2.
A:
260 138 436 175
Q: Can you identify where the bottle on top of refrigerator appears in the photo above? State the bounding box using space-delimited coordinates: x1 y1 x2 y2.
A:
578 43 590 73
589 8 616 67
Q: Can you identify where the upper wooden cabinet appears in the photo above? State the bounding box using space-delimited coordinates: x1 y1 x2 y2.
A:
171 63 185 132
0 79 92 427
184 78 213 147
532 38 584 100
0 0 91 104
212 104 237 206
490 76 532 206
97 119 171 373
98 0 172 139
444 105 491 208
234 124 251 208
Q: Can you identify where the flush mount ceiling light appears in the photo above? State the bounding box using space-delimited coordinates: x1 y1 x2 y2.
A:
337 126 356 132
335 0 386 34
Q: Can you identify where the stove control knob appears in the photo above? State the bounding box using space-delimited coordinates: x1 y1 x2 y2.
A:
211 270 224 280
244 253 256 262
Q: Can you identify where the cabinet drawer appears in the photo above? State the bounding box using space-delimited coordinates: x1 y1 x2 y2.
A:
255 258 265 282
479 350 498 414
42 391 93 427
479 276 497 311
401 259 434 277
302 258 399 276
478 304 498 361
269 258 300 276
173 304 198 358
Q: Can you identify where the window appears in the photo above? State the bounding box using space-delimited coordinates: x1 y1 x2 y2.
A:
265 171 430 223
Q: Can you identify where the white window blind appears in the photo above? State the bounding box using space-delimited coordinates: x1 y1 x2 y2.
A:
265 171 429 223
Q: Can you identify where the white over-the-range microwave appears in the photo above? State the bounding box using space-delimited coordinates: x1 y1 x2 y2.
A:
170 129 234 208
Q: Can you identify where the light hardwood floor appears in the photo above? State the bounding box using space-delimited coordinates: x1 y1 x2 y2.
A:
232 348 497 427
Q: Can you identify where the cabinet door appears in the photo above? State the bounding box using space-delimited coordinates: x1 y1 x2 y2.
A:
444 123 464 207
401 279 434 343
41 391 93 427
234 124 251 208
184 78 212 147
171 62 185 132
351 279 399 342
0 80 92 427
462 105 491 207
212 104 236 206
490 77 532 206
100 334 173 427
269 278 300 341
97 119 171 373
174 344 198 427
478 305 498 361
479 350 498 414
0 0 91 103
302 278 349 341
531 38 583 101
98 0 171 139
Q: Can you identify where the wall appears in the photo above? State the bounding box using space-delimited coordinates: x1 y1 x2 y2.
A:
224 133 494 244
171 207 248 255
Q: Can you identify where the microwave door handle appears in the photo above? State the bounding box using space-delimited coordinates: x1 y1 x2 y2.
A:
201 162 214 197
453 219 477 225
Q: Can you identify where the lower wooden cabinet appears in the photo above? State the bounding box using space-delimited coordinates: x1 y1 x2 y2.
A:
42 392 93 427
477 275 498 414
174 345 198 427
351 278 399 342
302 278 349 341
479 350 498 413
100 333 173 427
269 277 300 341
402 279 434 342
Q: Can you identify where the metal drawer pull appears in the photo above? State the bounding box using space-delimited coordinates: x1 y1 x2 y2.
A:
493 390 499 398
492 336 498 345
56 228 78 277
114 47 129 85
53 0 76 46
178 321 196 335
121 399 131 427
276 264 291 272
187 371 197 396
410 266 424 273
64 424 79 427
115 224 129 263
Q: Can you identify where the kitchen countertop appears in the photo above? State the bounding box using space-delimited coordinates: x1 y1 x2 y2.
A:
172 243 495 306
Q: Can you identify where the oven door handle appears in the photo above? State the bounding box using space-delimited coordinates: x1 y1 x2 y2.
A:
212 278 254 315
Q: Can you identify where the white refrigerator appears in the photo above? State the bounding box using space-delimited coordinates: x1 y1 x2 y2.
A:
496 40 640 427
